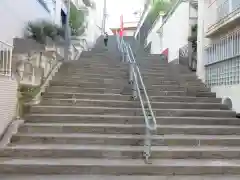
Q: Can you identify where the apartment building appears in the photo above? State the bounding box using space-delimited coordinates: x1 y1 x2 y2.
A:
198 0 240 113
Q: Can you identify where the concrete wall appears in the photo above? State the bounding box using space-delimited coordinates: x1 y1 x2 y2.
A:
0 0 64 45
146 15 163 54
0 76 18 137
83 0 104 48
212 85 240 113
161 2 189 62
134 2 152 38
147 32 161 54
197 0 207 82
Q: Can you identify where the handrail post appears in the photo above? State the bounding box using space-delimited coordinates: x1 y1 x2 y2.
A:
144 126 151 164
129 62 134 84
132 76 137 100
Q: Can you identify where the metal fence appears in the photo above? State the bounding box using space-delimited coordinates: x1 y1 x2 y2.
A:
205 28 240 86
0 41 13 77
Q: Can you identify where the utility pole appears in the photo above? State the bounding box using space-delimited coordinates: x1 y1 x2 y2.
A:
64 0 71 61
102 0 107 34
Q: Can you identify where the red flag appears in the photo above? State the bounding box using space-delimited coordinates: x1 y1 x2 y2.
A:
120 14 124 37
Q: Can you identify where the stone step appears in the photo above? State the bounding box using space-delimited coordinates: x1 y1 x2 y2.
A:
150 96 221 103
43 92 131 101
48 82 209 94
142 74 199 81
0 158 239 175
54 73 128 80
47 87 122 94
59 67 192 75
30 106 235 117
11 133 240 146
59 68 129 75
52 77 207 91
2 145 240 159
61 63 125 69
53 77 180 85
141 72 199 79
47 85 196 93
58 69 128 75
40 99 228 110
52 77 127 83
66 59 120 64
61 63 127 68
25 114 240 126
41 99 139 108
153 91 216 98
49 82 128 89
44 90 213 98
2 175 240 180
18 123 240 135
59 66 128 72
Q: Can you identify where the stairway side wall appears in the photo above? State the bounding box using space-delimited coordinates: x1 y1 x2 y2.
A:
0 76 18 137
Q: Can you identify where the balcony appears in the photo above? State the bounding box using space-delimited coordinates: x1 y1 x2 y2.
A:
206 0 240 37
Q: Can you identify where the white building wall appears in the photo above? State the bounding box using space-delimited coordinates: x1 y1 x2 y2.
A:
84 0 104 48
197 0 209 82
212 85 240 113
124 30 135 36
0 0 64 45
146 16 163 54
197 0 240 113
147 32 161 54
0 76 18 137
161 2 189 62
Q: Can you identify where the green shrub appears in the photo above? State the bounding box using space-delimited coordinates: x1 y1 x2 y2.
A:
25 20 64 44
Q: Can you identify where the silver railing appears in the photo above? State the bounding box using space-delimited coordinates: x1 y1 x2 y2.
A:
116 34 157 163
0 40 13 76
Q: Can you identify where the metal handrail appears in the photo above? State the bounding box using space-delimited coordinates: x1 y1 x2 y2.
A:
116 34 157 163
128 43 157 130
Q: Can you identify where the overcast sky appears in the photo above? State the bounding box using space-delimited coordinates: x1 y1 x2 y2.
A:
105 0 145 28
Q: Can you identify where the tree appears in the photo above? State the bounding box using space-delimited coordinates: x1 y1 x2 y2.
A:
25 20 64 44
148 0 177 23
69 3 86 36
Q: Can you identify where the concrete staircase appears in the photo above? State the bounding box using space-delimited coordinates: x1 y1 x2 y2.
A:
0 47 240 179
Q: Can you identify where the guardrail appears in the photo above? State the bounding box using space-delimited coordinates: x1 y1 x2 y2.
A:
206 0 240 32
0 40 13 77
205 27 240 87
116 34 157 163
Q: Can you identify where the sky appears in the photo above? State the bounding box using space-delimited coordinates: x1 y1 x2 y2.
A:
105 0 145 28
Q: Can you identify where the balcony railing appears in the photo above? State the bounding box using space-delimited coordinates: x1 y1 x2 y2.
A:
205 28 240 87
0 41 13 76
207 0 240 33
